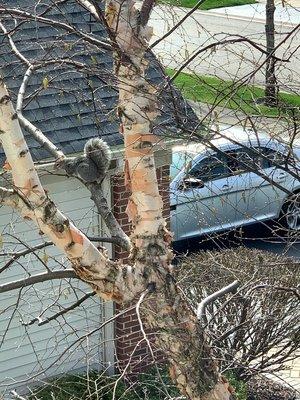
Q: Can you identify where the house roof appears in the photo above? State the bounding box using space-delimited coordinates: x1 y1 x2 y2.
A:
0 0 199 162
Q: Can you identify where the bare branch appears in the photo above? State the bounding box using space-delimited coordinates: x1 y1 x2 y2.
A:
197 280 239 322
150 0 208 49
0 7 112 51
169 36 288 84
0 26 130 249
23 292 96 326
0 22 31 66
75 0 98 19
249 284 300 300
88 184 131 251
11 390 27 400
11 304 138 386
0 16 130 251
16 66 65 160
0 269 77 294
0 235 130 275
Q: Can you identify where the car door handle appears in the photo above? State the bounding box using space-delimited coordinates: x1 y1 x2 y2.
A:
221 184 233 192
275 172 287 182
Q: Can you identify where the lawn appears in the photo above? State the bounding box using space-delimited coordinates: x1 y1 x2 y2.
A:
166 69 300 118
160 0 257 10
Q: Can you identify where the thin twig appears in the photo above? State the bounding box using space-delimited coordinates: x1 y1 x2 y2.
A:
150 0 208 49
0 236 127 274
0 7 112 50
23 292 96 326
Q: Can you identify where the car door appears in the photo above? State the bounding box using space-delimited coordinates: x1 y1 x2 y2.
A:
257 147 297 218
171 151 240 241
227 146 290 226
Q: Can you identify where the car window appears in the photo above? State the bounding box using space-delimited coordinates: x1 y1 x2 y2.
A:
189 154 229 182
259 147 286 169
226 149 261 174
171 150 195 179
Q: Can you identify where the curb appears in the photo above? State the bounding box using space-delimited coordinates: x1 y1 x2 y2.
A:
154 4 298 28
193 9 298 27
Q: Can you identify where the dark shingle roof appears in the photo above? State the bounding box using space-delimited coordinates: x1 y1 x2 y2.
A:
0 0 198 161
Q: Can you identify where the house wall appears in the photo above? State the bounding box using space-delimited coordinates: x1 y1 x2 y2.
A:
112 149 171 374
0 144 172 395
0 175 114 397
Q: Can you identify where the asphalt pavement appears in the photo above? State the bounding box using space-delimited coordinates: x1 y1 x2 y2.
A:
211 3 299 24
149 3 300 90
152 2 300 259
174 222 300 259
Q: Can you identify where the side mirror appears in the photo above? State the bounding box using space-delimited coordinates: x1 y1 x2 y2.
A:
180 177 205 190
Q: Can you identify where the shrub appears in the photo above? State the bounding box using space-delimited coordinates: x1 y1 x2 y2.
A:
176 247 300 381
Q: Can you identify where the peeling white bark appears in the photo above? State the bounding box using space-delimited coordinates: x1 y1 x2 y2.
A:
16 66 65 161
1 16 130 250
0 3 237 398
104 0 237 398
0 78 138 302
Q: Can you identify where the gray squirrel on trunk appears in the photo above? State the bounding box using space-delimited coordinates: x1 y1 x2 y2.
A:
64 138 111 183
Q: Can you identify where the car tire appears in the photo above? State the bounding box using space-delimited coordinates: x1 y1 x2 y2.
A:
279 193 300 232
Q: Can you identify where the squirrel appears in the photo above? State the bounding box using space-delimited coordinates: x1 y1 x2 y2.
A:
64 138 111 183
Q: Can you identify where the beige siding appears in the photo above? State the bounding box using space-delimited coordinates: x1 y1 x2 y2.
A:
0 176 114 397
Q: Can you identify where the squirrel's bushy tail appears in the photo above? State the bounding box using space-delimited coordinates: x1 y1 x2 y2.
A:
84 138 111 174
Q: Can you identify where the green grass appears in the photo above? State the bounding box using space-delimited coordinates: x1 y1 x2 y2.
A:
225 372 248 400
160 0 257 10
166 69 300 118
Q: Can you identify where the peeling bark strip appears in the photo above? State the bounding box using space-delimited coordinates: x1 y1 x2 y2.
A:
0 79 140 302
0 1 236 397
105 0 236 398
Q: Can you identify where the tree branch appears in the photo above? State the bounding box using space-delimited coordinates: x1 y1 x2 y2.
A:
16 66 65 160
88 184 131 251
169 36 288 84
0 235 124 274
0 7 112 51
23 291 96 326
0 187 20 208
0 31 130 249
0 269 77 294
0 79 140 303
197 280 239 323
140 0 156 26
249 284 300 300
0 25 131 249
150 0 208 49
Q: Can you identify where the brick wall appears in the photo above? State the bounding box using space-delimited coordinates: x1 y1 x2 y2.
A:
112 164 170 374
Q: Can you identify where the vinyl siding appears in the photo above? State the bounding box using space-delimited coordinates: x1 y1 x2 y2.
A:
0 176 114 397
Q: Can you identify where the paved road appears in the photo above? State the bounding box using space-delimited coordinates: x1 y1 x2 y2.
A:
212 3 300 24
149 5 300 90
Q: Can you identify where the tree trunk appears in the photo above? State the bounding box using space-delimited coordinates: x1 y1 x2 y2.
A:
0 1 237 397
105 0 235 398
265 0 277 106
0 79 143 303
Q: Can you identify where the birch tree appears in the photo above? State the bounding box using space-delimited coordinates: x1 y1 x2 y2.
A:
0 0 298 398
0 1 236 399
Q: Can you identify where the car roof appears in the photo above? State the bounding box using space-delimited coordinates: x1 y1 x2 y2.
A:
173 125 285 156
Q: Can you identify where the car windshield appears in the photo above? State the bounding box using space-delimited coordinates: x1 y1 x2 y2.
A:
170 150 196 179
